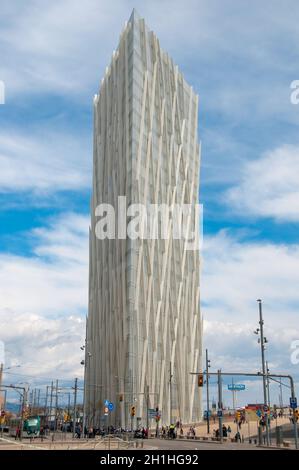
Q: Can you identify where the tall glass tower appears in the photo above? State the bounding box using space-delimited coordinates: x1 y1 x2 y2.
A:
85 9 202 429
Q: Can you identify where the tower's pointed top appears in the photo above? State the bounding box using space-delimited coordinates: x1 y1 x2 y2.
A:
128 8 141 24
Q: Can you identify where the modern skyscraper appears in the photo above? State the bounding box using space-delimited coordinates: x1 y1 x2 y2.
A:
85 9 202 428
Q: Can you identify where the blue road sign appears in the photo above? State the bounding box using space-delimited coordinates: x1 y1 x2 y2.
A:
108 402 114 412
290 397 297 409
228 384 245 391
256 409 262 417
104 399 109 407
217 410 223 417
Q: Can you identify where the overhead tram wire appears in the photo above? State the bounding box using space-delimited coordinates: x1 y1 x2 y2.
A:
4 371 84 383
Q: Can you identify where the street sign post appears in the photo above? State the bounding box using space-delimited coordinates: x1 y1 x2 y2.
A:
108 402 114 412
290 397 297 409
228 384 245 391
148 409 156 418
217 409 223 417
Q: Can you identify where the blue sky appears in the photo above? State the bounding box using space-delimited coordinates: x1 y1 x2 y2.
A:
1 0 299 406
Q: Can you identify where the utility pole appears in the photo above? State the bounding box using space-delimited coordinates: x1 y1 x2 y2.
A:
33 388 37 413
20 388 27 441
49 381 53 432
266 361 271 407
0 364 3 415
37 389 40 412
55 379 59 432
73 378 78 439
44 386 49 425
169 362 173 425
279 378 283 409
231 377 237 411
0 364 3 394
266 361 272 445
257 299 270 446
217 369 223 442
289 375 298 450
68 392 71 419
205 349 210 434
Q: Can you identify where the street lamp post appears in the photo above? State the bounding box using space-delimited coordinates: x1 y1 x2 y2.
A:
205 349 211 434
73 378 78 439
1 385 27 440
255 299 270 446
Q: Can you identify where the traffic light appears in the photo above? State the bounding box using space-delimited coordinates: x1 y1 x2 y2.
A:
130 406 136 417
198 373 204 387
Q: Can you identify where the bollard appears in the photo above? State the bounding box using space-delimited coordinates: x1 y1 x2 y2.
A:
258 426 263 446
276 426 282 447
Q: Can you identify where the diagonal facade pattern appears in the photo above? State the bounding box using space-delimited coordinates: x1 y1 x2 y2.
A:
85 9 202 428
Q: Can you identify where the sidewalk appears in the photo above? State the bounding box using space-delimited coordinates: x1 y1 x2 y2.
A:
192 416 290 440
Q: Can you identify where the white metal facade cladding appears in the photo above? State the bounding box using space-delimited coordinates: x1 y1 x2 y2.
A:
85 10 202 428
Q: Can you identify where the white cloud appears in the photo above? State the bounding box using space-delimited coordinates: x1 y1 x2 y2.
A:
1 212 298 398
0 212 89 381
0 0 129 96
0 310 85 381
202 230 299 382
0 130 91 193
226 145 299 222
1 0 299 117
1 0 299 200
0 213 89 315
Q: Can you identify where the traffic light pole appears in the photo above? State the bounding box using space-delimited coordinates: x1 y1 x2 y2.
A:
191 371 298 449
289 375 298 450
205 349 210 434
73 378 78 439
257 299 270 447
217 370 223 442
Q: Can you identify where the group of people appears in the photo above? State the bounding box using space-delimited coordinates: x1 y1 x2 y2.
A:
161 423 177 439
134 427 148 439
186 426 196 438
213 424 241 441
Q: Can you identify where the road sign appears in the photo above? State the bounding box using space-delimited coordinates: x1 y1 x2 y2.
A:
263 405 269 412
290 397 297 409
104 399 109 407
148 408 156 417
217 409 223 417
228 384 245 391
256 409 262 417
108 402 114 412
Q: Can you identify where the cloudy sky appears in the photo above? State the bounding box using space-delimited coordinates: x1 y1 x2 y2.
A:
1 0 299 407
